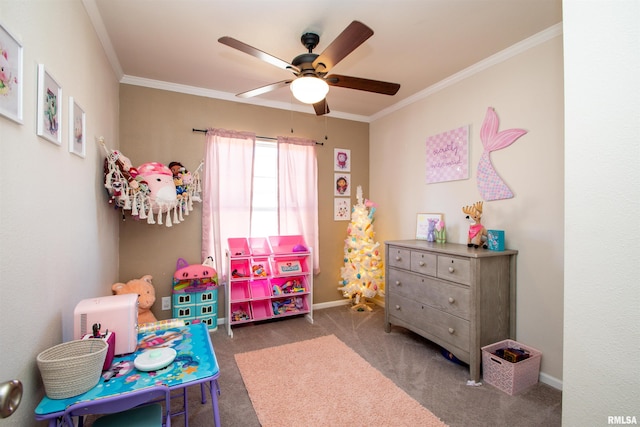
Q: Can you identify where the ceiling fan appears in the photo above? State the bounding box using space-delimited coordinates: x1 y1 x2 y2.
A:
218 21 401 116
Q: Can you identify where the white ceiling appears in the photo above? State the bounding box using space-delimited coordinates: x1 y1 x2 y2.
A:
85 0 562 121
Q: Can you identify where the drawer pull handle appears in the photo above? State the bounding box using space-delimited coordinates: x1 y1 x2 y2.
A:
419 261 425 266
395 305 401 310
448 266 455 273
395 281 401 286
395 256 401 261
448 328 455 334
448 297 455 304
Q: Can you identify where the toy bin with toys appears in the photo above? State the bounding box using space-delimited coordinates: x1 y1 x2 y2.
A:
482 339 542 395
226 235 313 337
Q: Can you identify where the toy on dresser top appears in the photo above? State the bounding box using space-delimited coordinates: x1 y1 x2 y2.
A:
172 256 218 292
462 201 488 249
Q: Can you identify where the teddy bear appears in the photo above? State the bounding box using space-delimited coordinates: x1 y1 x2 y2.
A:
112 274 158 324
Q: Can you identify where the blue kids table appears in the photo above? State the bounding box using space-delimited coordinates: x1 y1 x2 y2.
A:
35 322 220 427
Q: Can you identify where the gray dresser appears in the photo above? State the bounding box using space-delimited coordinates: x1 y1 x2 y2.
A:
385 240 517 382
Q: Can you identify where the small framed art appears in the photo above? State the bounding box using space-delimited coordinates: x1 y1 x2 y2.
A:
416 213 443 240
334 148 351 172
426 125 469 184
68 97 86 157
334 173 350 196
0 21 24 124
334 198 351 221
37 64 62 145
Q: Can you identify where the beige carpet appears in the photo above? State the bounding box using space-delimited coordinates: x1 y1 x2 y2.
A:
235 334 448 427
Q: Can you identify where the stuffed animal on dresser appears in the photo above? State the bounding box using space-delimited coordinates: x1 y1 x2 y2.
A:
462 201 488 248
112 275 158 324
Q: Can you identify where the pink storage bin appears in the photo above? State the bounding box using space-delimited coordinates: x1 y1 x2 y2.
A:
271 295 309 317
482 339 542 395
270 276 308 296
250 258 271 278
272 256 309 276
249 279 271 299
250 300 272 321
230 281 250 302
230 259 251 279
230 303 252 323
249 237 272 256
268 235 308 254
228 237 251 256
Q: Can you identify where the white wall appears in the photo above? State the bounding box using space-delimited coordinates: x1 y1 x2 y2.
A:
562 0 640 424
0 1 120 425
370 32 565 385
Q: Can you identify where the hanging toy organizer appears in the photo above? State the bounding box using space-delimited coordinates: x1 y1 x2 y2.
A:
100 137 203 227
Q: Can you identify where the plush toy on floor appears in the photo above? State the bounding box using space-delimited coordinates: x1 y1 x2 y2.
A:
462 201 488 248
112 275 158 324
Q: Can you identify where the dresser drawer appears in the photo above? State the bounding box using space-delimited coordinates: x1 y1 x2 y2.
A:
388 246 410 270
387 268 470 319
437 255 471 285
388 293 470 351
410 251 437 276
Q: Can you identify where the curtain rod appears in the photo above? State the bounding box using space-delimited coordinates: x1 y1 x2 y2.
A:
192 128 323 146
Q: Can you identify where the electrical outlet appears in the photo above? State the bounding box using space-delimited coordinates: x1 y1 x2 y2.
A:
161 296 171 310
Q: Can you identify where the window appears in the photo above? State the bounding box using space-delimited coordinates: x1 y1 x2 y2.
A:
251 140 278 237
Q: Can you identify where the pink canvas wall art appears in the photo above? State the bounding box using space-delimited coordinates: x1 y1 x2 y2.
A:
426 125 469 184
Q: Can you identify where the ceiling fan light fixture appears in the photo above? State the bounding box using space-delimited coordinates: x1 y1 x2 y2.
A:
290 76 329 104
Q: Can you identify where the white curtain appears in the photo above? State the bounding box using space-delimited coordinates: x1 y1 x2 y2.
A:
201 128 256 281
277 136 319 274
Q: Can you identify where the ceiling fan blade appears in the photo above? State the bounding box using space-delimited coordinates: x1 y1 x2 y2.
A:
219 36 300 73
313 98 330 116
326 74 400 95
236 80 293 98
312 21 374 73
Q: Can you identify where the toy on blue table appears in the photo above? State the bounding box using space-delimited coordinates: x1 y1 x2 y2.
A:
462 201 488 248
173 258 218 292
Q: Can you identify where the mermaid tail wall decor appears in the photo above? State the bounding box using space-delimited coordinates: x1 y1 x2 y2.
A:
477 107 527 201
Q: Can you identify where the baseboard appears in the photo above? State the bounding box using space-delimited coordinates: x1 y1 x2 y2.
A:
539 372 563 391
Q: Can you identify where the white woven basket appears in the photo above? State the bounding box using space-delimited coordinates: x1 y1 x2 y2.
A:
37 339 108 399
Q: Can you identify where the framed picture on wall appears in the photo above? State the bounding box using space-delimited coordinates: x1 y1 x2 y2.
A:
68 96 86 158
416 213 443 240
334 173 350 196
334 198 351 221
0 21 24 124
334 148 351 172
36 64 62 145
426 125 469 184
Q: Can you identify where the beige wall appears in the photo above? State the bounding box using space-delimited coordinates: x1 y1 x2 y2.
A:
0 1 120 425
117 85 369 321
370 35 565 384
562 1 639 423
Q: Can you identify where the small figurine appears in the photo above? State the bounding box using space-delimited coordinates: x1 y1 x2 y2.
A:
435 219 446 243
462 201 488 248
